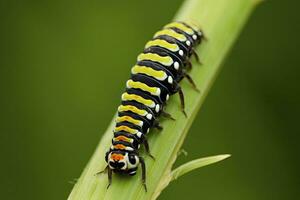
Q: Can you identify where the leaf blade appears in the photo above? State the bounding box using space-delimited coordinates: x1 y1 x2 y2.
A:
171 154 231 181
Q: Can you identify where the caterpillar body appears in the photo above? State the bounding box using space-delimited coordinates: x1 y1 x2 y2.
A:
103 21 203 191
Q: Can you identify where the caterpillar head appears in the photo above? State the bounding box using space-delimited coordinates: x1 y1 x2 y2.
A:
105 151 140 175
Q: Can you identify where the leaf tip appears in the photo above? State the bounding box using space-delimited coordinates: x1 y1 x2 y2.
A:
216 154 231 160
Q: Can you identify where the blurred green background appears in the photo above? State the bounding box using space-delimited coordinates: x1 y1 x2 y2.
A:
1 0 299 199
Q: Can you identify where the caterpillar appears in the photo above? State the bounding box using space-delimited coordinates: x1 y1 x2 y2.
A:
102 21 203 191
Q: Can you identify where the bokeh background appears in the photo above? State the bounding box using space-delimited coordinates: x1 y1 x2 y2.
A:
1 0 299 199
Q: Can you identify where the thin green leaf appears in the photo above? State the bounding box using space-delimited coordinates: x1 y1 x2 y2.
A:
151 154 231 199
171 154 231 181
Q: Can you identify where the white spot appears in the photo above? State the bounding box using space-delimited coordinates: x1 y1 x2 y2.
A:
192 34 197 40
198 31 202 36
155 104 160 113
146 113 152 120
186 40 191 46
129 171 136 175
155 88 161 96
147 128 150 133
166 94 169 100
168 76 173 84
179 50 184 56
139 121 144 127
137 131 142 138
174 62 179 70
125 146 134 151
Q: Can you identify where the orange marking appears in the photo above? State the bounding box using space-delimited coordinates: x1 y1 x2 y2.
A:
111 153 124 161
114 144 126 150
115 135 131 142
114 125 137 134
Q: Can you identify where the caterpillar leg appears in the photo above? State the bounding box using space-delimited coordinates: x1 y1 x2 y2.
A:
202 31 207 41
184 73 200 92
68 178 78 185
95 165 108 176
178 87 187 117
161 110 175 120
191 48 200 63
153 120 163 130
186 60 193 71
177 149 188 156
139 157 147 192
107 167 112 189
142 136 155 160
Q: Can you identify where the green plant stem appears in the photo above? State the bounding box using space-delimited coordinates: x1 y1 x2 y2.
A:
68 0 261 199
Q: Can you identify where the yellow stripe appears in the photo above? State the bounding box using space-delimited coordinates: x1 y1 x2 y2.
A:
154 29 186 42
122 92 155 108
164 22 194 35
145 39 179 52
114 125 138 134
116 115 143 127
131 65 167 81
118 105 147 116
137 53 173 66
127 80 160 96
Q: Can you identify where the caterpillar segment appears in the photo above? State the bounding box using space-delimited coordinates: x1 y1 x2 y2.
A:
102 21 204 191
145 32 199 90
164 21 203 62
134 61 178 94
